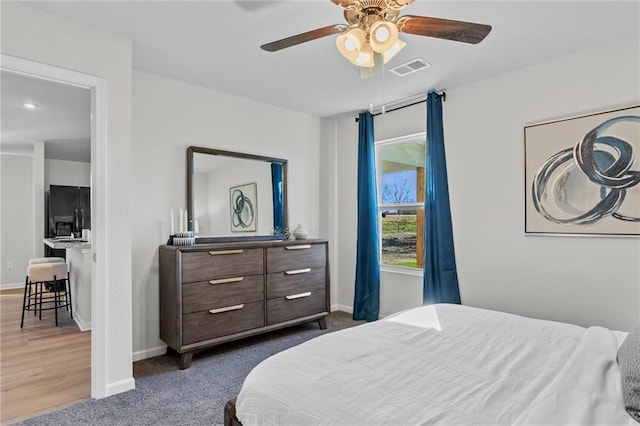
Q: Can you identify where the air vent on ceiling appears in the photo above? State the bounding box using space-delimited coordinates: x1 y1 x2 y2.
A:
389 58 431 77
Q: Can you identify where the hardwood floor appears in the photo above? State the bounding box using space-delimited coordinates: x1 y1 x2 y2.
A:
0 288 91 424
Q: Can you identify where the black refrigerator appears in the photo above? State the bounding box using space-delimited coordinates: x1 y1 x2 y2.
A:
45 185 91 257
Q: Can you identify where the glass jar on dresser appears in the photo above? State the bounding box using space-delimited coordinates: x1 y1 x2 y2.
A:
159 239 330 369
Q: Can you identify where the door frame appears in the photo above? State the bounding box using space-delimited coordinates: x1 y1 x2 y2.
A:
2 54 109 398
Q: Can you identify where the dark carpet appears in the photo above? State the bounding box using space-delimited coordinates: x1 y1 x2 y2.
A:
17 312 362 426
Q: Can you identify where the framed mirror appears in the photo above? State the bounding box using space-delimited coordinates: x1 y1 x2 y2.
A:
187 146 288 242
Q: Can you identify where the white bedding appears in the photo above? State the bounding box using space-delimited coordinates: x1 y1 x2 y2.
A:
236 304 633 425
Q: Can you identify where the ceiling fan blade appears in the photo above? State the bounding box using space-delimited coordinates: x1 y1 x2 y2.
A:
261 25 347 52
398 15 491 44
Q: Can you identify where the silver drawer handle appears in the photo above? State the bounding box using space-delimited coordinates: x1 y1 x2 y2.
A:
209 249 243 255
208 304 244 314
209 277 244 285
285 245 311 250
285 292 311 300
285 268 311 275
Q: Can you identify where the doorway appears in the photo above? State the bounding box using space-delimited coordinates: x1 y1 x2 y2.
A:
1 54 110 405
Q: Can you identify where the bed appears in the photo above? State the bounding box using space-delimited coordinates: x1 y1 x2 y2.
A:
225 303 639 425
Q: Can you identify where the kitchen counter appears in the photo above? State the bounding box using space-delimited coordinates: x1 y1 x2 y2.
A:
67 247 91 331
43 237 91 252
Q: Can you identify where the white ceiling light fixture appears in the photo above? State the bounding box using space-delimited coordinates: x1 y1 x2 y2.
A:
22 102 37 109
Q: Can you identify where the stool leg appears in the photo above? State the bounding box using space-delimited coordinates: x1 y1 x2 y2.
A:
33 281 39 316
67 276 73 319
38 282 43 320
26 280 32 311
20 277 29 328
54 277 59 327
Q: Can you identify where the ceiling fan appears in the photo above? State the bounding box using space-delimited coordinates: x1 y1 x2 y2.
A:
261 0 492 68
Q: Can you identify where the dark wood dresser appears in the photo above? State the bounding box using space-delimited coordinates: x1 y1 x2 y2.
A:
159 239 329 369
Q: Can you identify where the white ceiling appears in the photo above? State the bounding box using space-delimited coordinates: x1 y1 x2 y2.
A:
2 1 638 158
1 71 91 161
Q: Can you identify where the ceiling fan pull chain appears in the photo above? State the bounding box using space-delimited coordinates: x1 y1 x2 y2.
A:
381 59 386 115
369 59 375 114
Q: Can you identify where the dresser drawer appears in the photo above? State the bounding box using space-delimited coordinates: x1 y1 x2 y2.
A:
182 275 264 314
266 267 325 299
267 290 326 325
182 248 263 283
182 300 265 345
266 244 326 273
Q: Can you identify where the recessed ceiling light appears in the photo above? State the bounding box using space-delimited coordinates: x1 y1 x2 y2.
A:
22 102 37 109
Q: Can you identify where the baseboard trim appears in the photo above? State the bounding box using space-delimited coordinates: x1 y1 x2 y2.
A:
0 282 23 291
132 344 167 362
331 304 352 314
105 377 135 397
73 314 91 332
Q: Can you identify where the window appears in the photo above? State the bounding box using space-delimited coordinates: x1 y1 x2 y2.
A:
376 133 426 271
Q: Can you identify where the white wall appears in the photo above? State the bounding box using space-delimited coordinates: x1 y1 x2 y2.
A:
45 159 91 188
318 119 340 311
1 154 34 286
131 70 326 358
446 40 640 331
2 2 134 396
32 142 44 258
331 39 640 331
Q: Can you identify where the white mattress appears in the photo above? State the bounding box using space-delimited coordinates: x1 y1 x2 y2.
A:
236 304 633 425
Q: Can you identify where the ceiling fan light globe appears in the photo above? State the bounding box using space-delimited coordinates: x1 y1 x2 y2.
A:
349 42 374 67
370 21 399 53
374 26 389 43
382 39 406 63
345 38 358 51
336 27 366 60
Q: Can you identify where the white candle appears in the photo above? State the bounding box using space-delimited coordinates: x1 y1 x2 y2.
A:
179 208 184 233
170 209 175 235
184 210 188 232
194 220 200 234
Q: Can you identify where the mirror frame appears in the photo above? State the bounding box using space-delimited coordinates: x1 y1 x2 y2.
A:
187 145 288 243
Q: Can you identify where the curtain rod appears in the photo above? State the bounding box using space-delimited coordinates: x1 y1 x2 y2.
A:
354 90 446 122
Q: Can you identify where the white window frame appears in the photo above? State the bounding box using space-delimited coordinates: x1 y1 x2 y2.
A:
375 132 426 276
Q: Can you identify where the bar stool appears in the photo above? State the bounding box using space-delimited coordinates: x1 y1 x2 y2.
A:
22 258 65 316
21 262 73 328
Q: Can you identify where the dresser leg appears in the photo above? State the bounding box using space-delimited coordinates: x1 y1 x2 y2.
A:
179 351 194 370
318 317 327 330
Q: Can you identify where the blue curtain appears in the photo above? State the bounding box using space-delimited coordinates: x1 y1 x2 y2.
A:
423 92 461 305
271 163 284 233
353 111 380 321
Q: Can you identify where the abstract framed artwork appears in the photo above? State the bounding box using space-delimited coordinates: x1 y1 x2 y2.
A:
524 105 639 236
229 182 257 232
